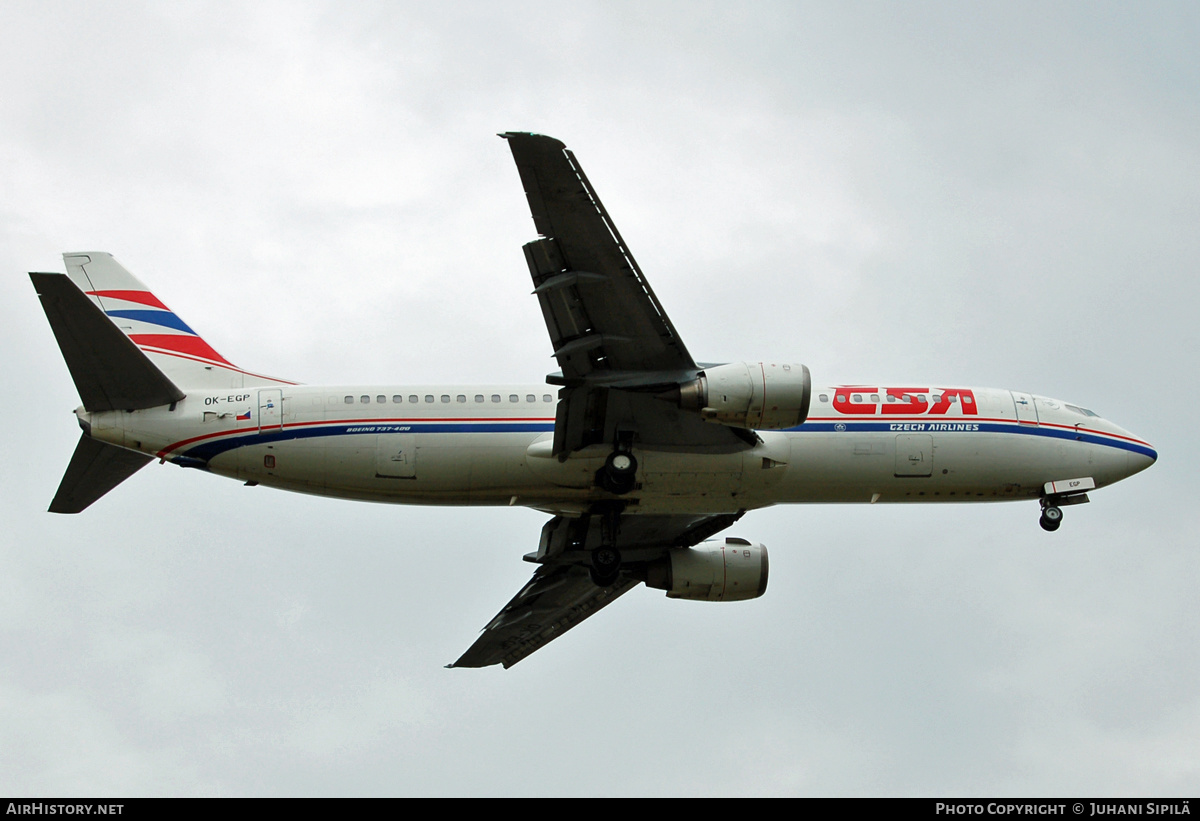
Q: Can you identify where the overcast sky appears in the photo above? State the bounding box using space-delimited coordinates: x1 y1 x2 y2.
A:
2 0 1197 797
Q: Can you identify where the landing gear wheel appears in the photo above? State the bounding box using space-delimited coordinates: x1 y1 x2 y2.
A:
1039 505 1063 532
598 450 638 495
608 452 635 474
589 545 622 587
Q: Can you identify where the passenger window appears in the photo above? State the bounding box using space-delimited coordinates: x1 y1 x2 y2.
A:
852 394 862 402
393 395 403 404
360 395 370 404
491 395 501 403
526 394 536 403
933 394 942 403
424 395 434 403
440 395 450 403
963 396 974 404
344 396 353 404
377 395 386 404
409 395 419 403
543 394 552 402
509 394 519 403
870 394 880 402
818 394 828 403
475 395 485 403
456 395 466 403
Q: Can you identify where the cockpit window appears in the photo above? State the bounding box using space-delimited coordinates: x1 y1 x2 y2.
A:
1065 404 1100 418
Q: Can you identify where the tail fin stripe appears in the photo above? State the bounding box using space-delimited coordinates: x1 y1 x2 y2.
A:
105 309 198 335
85 289 170 310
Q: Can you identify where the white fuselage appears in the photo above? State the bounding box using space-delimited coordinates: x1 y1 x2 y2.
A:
80 382 1157 517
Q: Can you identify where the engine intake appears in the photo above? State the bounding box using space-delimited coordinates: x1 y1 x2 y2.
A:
677 362 811 430
644 537 769 602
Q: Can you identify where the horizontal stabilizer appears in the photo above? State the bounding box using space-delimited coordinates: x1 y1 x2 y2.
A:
49 434 153 514
30 272 185 411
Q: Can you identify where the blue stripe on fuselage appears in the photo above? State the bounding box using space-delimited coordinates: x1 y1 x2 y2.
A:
793 420 1157 459
182 420 555 461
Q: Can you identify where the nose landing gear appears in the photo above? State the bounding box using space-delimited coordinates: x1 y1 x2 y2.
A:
1038 477 1094 532
1039 504 1063 532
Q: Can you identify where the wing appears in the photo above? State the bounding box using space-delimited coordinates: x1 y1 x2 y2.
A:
449 564 639 669
449 511 743 668
502 132 746 455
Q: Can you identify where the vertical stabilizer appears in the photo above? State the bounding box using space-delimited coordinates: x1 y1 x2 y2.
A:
60 252 293 390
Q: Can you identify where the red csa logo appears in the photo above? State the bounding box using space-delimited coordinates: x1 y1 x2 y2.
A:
833 387 978 415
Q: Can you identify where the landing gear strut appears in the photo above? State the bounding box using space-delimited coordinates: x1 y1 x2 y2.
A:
588 503 625 587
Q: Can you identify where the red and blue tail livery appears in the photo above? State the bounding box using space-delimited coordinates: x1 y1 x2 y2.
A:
63 253 292 389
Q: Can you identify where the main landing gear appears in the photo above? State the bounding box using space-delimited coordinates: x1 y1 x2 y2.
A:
588 502 625 587
582 437 639 585
590 544 622 587
597 442 638 496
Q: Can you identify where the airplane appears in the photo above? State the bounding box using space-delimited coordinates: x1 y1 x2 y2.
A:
30 132 1157 669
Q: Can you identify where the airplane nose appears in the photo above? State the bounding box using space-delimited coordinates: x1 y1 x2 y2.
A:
1126 445 1157 477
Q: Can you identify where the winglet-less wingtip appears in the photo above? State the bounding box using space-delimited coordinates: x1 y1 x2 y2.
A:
498 131 567 150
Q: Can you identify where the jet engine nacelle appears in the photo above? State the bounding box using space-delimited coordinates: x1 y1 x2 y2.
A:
644 537 769 602
677 362 811 430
